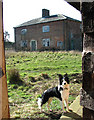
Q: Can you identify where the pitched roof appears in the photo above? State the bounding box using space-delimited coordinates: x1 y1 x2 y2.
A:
15 14 81 28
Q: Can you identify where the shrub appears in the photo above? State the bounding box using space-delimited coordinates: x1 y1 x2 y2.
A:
8 68 22 84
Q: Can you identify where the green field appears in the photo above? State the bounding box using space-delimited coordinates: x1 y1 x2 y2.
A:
6 51 82 119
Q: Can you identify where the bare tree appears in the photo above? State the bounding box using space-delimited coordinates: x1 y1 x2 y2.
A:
4 31 10 42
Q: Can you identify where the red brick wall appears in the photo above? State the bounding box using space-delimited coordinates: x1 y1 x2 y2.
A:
64 20 82 51
15 19 82 51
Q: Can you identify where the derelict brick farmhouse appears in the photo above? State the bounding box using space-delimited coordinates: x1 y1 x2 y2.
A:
14 9 82 51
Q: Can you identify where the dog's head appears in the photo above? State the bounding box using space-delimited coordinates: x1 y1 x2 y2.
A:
57 73 69 86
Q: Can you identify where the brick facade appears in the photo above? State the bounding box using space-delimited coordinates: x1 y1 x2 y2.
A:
14 13 82 51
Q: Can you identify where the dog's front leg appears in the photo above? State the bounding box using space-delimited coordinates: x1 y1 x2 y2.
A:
65 99 69 111
65 99 72 112
61 100 65 113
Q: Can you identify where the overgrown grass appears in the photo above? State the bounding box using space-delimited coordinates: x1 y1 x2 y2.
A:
6 51 82 119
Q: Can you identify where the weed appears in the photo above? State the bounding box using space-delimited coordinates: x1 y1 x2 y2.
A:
8 68 23 85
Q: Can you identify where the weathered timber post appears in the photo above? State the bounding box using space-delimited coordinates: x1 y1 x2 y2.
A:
63 1 94 119
80 2 94 119
0 0 10 118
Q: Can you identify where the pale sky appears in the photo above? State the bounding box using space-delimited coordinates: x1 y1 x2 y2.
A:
3 0 81 42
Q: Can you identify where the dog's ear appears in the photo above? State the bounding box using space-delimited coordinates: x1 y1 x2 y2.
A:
64 73 70 84
57 74 63 85
64 73 68 77
57 74 63 80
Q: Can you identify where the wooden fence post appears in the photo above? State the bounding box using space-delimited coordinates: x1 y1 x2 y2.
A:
0 0 10 118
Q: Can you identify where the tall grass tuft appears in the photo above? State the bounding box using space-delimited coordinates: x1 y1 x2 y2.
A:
8 68 22 84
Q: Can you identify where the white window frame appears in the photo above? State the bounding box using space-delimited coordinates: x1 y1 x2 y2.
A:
57 41 63 47
42 38 50 47
21 40 27 47
42 26 50 32
21 29 27 35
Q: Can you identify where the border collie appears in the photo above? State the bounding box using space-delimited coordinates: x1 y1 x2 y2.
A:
37 73 70 112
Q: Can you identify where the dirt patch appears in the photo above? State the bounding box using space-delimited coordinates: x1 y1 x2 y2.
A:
32 111 62 120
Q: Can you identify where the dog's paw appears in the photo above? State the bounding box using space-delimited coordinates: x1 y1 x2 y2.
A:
68 108 72 112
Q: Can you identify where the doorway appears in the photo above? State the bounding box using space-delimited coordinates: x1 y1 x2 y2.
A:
30 40 37 51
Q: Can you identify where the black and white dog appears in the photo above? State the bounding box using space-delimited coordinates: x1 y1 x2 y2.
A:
37 73 70 112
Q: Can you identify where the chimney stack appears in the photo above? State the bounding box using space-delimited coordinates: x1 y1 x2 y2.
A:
42 9 50 18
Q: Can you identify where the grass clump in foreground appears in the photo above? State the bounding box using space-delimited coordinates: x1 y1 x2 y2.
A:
6 51 82 119
8 68 23 85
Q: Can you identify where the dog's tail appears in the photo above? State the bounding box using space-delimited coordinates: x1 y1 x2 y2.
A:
37 98 42 110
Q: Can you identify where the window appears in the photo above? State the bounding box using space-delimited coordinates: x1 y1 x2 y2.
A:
80 24 82 30
21 40 27 47
42 38 50 47
21 29 27 35
71 33 73 39
57 41 63 48
42 26 50 32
